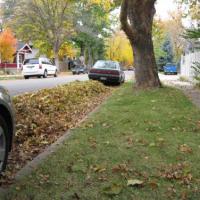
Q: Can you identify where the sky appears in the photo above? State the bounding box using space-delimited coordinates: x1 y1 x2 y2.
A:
0 0 178 19
156 0 178 20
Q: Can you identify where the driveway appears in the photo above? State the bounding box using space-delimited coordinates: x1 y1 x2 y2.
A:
159 73 179 82
0 71 134 96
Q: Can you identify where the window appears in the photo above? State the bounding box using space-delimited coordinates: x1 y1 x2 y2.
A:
24 58 39 65
93 61 119 70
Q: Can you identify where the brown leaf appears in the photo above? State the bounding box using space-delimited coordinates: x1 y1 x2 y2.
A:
179 144 192 154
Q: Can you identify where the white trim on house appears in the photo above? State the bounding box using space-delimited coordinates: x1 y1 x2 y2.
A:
180 39 200 80
18 44 33 53
181 51 200 80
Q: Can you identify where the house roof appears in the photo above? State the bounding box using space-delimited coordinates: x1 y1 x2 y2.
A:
16 42 32 54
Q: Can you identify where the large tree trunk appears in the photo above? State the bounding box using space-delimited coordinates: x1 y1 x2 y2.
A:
120 0 161 89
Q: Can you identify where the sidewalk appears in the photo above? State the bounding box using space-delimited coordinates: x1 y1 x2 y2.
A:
163 78 200 109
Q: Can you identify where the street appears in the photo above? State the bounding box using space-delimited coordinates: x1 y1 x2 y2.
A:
0 75 88 96
0 71 134 96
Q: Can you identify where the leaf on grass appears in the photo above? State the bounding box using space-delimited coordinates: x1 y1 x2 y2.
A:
148 181 159 189
92 165 106 173
112 164 129 173
15 186 21 191
149 143 156 147
127 179 144 187
179 144 192 154
103 183 123 196
1 81 111 186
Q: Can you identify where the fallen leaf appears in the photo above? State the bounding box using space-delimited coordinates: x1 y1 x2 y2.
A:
149 143 156 147
148 181 159 189
103 183 123 196
127 179 144 187
179 144 192 154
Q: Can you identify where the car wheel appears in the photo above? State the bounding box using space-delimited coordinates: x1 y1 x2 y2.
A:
43 70 48 78
54 70 58 77
0 115 9 173
24 76 29 79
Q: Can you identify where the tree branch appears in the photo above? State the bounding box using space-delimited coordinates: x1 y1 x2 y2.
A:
120 0 136 42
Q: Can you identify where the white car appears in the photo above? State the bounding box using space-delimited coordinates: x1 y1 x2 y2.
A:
22 58 58 79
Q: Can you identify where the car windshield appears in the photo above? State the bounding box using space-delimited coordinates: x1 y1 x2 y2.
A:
24 59 39 65
93 61 118 70
74 66 81 69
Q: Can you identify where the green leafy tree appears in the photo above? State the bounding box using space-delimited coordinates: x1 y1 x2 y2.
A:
152 20 166 64
162 36 174 63
1 0 18 26
185 28 200 39
73 0 112 66
177 0 200 20
13 0 75 69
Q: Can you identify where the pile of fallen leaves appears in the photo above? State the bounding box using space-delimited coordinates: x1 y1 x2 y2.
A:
0 81 111 186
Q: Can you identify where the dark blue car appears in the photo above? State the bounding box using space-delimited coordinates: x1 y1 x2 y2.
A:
164 63 177 75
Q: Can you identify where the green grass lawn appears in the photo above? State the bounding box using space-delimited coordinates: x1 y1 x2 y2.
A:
2 83 200 200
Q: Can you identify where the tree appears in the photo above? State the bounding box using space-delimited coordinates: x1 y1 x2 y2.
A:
152 19 166 63
106 31 133 66
162 35 174 63
164 11 185 63
13 0 75 69
185 28 200 39
0 28 17 63
0 6 3 32
120 0 161 89
73 0 112 66
2 0 18 24
177 0 200 21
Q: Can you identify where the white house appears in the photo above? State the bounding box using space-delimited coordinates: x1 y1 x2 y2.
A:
181 40 200 80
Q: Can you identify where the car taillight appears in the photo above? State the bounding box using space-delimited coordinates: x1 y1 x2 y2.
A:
39 64 42 69
90 69 97 73
110 70 120 75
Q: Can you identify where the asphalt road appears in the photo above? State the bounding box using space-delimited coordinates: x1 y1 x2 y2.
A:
0 75 89 96
0 71 134 96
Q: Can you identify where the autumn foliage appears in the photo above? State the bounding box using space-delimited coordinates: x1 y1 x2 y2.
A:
0 28 17 63
106 31 133 67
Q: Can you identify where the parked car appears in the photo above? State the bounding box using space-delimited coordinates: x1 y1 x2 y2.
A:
88 60 125 84
22 58 58 79
127 66 135 71
0 86 15 172
164 63 177 75
72 66 87 75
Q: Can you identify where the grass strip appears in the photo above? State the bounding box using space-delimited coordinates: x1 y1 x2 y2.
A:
2 83 200 200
